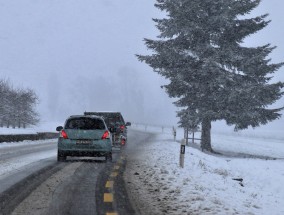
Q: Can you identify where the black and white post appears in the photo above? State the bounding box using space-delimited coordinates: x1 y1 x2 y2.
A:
180 139 186 168
173 126 176 141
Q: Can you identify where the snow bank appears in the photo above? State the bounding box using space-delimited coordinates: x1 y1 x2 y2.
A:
126 127 284 215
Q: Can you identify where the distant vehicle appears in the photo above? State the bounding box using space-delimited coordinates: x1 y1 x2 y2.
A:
84 111 131 146
56 115 113 161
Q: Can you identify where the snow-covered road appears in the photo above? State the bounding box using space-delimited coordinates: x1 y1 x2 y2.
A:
0 133 135 215
0 139 57 193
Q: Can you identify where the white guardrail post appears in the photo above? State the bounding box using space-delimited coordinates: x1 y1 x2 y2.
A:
180 139 186 168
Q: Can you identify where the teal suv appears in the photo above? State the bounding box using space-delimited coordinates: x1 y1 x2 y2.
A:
56 115 113 161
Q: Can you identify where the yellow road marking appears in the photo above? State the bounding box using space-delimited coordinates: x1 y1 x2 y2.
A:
104 193 113 202
117 156 125 164
110 172 118 177
106 181 114 188
106 213 118 215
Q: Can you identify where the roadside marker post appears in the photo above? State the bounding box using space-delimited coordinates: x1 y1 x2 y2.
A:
173 126 176 141
180 139 186 168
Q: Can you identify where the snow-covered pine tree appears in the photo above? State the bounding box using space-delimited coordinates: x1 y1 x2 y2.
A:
176 108 200 133
137 0 284 152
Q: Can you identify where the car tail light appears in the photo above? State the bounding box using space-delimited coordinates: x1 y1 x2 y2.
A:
60 130 68 139
102 131 110 139
120 125 125 131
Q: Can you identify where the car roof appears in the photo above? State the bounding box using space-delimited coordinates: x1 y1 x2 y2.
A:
84 111 122 114
84 112 123 118
68 115 104 119
84 112 125 125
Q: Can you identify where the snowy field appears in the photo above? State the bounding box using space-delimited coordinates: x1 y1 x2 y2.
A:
126 125 284 215
0 121 62 135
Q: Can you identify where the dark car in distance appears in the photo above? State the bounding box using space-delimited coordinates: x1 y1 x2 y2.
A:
84 111 131 146
56 115 113 161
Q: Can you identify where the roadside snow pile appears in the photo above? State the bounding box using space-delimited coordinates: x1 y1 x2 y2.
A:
125 130 284 215
0 139 57 149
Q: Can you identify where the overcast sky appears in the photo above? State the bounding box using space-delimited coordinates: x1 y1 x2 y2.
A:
0 0 283 129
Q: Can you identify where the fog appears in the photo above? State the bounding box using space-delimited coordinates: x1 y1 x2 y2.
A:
0 0 283 129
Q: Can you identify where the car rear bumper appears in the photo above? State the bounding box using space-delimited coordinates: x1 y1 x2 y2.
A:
57 139 112 157
58 149 111 157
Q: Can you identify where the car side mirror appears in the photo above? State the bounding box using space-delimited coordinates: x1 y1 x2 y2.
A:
56 126 63 131
126 122 131 126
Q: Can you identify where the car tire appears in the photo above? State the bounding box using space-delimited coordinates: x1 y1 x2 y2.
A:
121 138 126 147
57 151 66 162
105 152 112 162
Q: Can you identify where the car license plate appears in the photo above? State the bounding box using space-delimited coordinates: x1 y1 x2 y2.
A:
76 140 91 144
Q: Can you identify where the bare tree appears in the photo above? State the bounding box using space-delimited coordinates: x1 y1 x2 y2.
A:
0 79 39 128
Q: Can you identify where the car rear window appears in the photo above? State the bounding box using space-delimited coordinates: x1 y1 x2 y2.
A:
85 112 125 127
104 116 124 127
65 117 105 130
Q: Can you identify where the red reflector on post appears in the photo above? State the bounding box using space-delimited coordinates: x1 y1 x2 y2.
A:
102 131 110 139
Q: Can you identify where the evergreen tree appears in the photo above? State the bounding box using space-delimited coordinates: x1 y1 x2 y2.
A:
137 0 284 152
176 108 200 132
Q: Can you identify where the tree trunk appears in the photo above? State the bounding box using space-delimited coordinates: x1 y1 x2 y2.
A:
201 119 213 152
185 127 189 146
